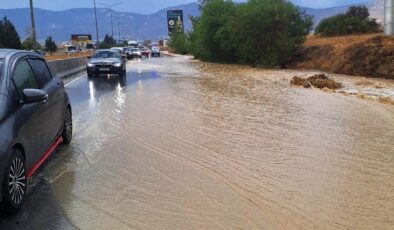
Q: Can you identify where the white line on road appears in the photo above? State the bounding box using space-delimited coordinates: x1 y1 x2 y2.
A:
65 74 87 86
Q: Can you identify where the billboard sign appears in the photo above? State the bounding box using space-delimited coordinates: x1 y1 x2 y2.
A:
167 10 184 36
71 34 92 42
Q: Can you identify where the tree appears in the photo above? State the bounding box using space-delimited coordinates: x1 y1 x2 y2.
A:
0 17 22 49
169 32 189 54
45 36 57 54
99 34 116 48
22 36 41 50
315 5 379 37
230 0 313 66
190 0 237 62
188 0 312 67
346 5 369 19
104 34 116 45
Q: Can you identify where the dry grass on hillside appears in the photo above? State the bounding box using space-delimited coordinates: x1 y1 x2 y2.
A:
304 33 382 51
287 33 394 79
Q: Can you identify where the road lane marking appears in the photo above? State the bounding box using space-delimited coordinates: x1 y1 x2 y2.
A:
65 74 87 86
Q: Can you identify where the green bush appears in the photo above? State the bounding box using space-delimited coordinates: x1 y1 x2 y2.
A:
189 0 237 62
169 32 189 55
22 36 42 50
174 0 312 67
315 5 380 37
230 0 313 66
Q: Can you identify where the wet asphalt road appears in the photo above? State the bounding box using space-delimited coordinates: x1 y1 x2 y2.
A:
1 55 394 230
0 56 172 230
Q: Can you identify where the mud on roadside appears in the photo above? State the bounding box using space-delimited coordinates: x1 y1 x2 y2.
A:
290 72 394 106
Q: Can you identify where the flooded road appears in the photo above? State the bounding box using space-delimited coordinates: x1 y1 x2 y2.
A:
2 56 394 229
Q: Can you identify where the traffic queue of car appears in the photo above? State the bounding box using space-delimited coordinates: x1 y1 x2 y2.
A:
0 44 161 214
86 45 160 78
0 35 166 217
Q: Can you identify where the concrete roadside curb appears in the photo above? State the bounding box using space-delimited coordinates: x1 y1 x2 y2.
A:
47 57 88 79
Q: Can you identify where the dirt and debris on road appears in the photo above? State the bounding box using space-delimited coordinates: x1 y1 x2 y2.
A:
291 74 343 89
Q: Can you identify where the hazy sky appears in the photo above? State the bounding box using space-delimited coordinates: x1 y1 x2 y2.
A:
0 0 368 13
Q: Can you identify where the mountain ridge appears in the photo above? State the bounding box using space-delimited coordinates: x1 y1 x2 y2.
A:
0 2 383 42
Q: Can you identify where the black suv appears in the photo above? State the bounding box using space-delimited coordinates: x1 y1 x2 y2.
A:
0 50 72 213
87 49 126 77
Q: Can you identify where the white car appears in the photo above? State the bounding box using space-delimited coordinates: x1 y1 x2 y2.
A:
151 46 160 57
65 46 77 54
131 48 142 58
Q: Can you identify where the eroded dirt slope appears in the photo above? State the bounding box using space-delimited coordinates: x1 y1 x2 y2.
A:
287 34 394 79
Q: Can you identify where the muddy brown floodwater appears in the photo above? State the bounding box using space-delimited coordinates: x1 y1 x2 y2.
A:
38 56 394 229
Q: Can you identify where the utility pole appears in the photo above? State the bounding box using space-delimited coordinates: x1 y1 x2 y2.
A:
118 20 121 43
93 0 100 47
99 2 121 44
29 0 37 51
385 0 394 35
110 11 114 39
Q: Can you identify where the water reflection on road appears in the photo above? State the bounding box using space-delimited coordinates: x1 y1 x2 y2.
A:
1 56 394 229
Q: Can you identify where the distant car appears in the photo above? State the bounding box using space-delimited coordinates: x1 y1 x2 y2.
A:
110 47 128 59
65 46 77 54
124 47 133 60
151 46 160 57
131 48 142 58
0 49 72 213
87 49 126 78
127 40 138 48
85 43 95 51
141 48 151 57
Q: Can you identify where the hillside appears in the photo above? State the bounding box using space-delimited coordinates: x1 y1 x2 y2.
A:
0 3 199 42
286 34 394 79
0 2 380 42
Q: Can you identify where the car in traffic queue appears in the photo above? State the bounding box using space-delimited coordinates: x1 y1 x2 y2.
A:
110 47 128 59
141 48 151 57
131 48 142 59
124 47 134 60
65 45 77 54
0 49 73 213
87 49 126 78
151 46 160 57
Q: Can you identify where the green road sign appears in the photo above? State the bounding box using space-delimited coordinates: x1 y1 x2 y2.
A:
167 10 184 36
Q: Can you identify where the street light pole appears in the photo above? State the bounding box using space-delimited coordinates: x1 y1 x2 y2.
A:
93 0 100 47
29 0 37 51
99 2 121 44
110 10 114 38
118 20 121 43
385 0 394 35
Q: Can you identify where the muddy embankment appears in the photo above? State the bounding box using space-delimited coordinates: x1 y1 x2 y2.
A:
286 35 394 79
